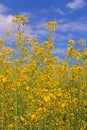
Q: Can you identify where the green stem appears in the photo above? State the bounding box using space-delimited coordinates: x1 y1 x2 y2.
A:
2 84 5 130
14 85 18 130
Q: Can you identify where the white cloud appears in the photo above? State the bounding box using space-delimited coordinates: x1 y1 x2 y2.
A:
19 11 36 19
58 19 66 23
0 3 47 41
40 8 48 13
0 4 35 40
53 48 65 55
0 14 16 38
0 4 15 39
54 8 65 15
0 12 47 42
0 3 86 48
0 4 9 13
25 20 47 39
66 0 86 10
58 20 87 32
55 33 73 42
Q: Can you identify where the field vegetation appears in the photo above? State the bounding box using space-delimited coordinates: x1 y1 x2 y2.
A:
0 15 87 130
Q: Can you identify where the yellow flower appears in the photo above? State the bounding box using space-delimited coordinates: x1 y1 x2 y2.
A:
61 103 66 108
17 82 21 88
6 30 12 35
20 116 26 122
20 15 29 22
0 38 4 43
57 92 62 97
46 21 58 33
31 114 36 119
68 39 75 45
25 86 30 91
0 38 4 48
67 46 74 55
72 98 78 105
0 75 7 83
49 93 56 100
7 124 13 128
9 107 14 111
43 96 50 102
84 48 87 59
78 39 86 46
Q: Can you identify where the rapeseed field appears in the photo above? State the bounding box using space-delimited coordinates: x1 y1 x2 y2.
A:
0 15 87 130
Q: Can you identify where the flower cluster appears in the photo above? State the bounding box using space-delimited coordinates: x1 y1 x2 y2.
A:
0 15 87 130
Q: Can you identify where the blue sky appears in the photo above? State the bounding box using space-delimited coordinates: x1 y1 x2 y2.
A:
0 0 87 58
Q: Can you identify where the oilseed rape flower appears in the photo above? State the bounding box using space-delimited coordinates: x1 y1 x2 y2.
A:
6 29 12 35
12 15 28 23
0 38 4 48
68 39 76 45
84 48 87 59
78 39 86 46
0 15 86 130
0 38 4 43
0 75 7 83
46 21 58 34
